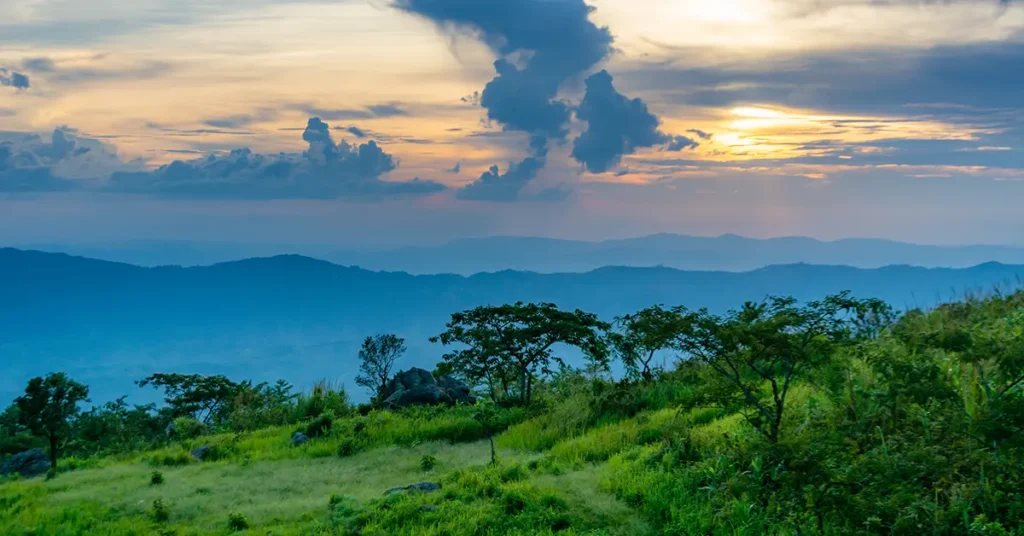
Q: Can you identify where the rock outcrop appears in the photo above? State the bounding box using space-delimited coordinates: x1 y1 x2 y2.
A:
382 368 477 408
0 448 51 479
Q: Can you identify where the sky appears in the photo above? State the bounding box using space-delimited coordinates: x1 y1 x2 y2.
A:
1 0 1022 247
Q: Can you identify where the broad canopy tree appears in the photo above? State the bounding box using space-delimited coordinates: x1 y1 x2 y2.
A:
15 372 90 473
431 302 610 404
670 292 890 443
611 305 684 381
137 373 240 425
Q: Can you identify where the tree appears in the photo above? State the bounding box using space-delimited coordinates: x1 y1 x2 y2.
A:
611 305 683 381
672 293 888 443
355 334 407 403
431 302 610 404
15 373 90 474
137 373 239 424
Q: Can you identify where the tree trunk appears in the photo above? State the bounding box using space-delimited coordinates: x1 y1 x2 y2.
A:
488 434 497 466
519 367 528 405
48 435 59 475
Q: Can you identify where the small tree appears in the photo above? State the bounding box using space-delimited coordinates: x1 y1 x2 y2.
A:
473 400 500 466
15 373 90 474
611 305 682 381
672 293 886 444
137 373 239 424
355 334 406 403
431 302 609 405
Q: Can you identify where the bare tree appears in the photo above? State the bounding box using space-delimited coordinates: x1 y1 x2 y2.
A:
355 334 406 403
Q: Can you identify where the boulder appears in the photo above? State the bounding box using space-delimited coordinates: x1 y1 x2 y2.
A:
191 445 211 461
291 432 310 446
385 481 442 495
437 375 477 405
0 448 51 479
383 368 445 408
383 368 476 408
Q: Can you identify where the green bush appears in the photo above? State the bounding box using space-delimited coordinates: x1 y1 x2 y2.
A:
150 470 164 486
227 512 249 531
171 417 208 439
419 454 437 472
150 499 170 523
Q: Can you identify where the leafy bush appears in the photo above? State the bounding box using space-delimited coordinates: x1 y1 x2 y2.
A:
171 417 208 440
419 455 437 472
150 499 169 523
227 512 249 531
304 412 334 439
150 470 164 485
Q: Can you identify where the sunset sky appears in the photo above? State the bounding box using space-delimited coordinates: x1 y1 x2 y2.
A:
1 0 1022 247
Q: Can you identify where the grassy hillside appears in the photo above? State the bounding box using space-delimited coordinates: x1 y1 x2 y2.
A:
3 290 1024 535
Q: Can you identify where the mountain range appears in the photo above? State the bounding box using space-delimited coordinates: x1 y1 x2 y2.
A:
2 248 1022 406
20 234 1024 274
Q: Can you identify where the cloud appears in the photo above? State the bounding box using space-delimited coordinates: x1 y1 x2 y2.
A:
21 57 56 72
109 117 446 200
396 0 612 144
292 102 410 121
448 162 461 174
0 127 122 192
687 129 713 141
456 158 545 202
346 126 367 138
571 70 682 173
665 135 699 152
0 68 30 89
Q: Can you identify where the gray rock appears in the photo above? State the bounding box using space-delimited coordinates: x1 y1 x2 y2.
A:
385 481 442 495
165 420 176 437
383 368 445 408
191 445 211 461
291 432 310 446
0 448 51 479
437 375 477 405
383 368 476 408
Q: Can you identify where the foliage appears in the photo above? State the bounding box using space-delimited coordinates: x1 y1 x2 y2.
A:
227 512 249 531
14 372 90 475
611 305 683 381
355 334 407 403
150 470 164 485
137 373 240 424
431 302 611 404
671 292 890 443
420 454 438 472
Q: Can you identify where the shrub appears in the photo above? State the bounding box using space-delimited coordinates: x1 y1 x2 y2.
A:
419 455 438 472
150 499 170 523
146 448 193 467
304 412 334 439
150 470 165 486
337 437 358 457
171 417 208 439
227 512 249 531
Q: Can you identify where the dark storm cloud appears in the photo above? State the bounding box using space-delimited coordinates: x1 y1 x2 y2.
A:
109 117 446 200
394 0 612 140
0 68 30 89
571 70 687 172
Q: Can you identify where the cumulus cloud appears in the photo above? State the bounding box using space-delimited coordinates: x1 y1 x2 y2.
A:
572 70 690 173
456 159 544 202
0 68 30 89
109 117 445 200
0 127 119 192
395 0 613 144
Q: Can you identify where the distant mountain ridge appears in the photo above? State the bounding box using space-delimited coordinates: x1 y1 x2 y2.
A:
2 248 1023 406
18 234 1024 274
